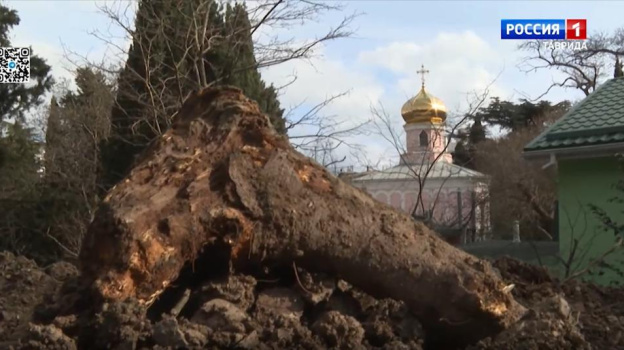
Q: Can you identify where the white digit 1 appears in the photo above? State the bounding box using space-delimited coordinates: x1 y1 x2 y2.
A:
573 22 580 37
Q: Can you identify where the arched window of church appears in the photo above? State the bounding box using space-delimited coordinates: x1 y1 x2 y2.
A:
419 130 428 147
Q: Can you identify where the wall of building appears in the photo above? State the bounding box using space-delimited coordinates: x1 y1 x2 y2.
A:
558 156 624 285
403 123 452 164
353 177 488 238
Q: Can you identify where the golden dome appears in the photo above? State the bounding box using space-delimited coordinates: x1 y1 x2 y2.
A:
401 86 447 124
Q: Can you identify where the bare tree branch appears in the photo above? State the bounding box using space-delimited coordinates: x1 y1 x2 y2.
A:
518 29 624 99
367 75 499 235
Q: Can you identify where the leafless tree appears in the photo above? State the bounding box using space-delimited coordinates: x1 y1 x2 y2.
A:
518 29 624 99
61 0 368 180
62 0 358 141
0 67 114 261
40 69 115 258
368 82 494 233
309 139 346 169
473 112 560 241
285 90 370 166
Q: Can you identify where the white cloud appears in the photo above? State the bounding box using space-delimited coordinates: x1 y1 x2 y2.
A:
358 31 510 114
259 44 386 169
261 44 385 126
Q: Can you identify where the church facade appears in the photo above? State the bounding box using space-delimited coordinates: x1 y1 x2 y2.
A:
348 67 490 244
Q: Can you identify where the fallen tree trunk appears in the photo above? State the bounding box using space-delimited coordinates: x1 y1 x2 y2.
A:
79 87 525 347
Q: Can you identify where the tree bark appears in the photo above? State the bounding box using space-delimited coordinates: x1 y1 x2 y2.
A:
79 87 526 347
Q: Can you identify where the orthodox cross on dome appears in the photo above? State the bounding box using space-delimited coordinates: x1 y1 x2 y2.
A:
417 64 429 88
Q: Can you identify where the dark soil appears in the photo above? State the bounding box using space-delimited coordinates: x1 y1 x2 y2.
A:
0 251 426 349
0 251 78 349
472 257 624 350
3 252 624 350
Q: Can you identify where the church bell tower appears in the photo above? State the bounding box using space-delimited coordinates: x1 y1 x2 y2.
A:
400 65 452 165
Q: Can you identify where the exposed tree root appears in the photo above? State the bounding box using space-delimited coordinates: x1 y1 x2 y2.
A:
79 87 526 348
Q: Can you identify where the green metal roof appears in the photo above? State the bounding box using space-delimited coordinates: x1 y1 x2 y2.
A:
524 77 624 153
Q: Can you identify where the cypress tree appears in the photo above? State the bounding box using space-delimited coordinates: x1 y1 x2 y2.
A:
220 3 285 133
452 117 486 170
100 0 285 190
100 0 172 190
468 117 486 145
40 67 114 261
452 138 471 168
615 56 623 78
43 97 62 176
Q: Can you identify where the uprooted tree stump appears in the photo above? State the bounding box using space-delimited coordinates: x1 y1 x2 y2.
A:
79 87 526 348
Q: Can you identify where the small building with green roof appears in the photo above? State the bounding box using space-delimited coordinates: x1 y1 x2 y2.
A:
524 77 624 285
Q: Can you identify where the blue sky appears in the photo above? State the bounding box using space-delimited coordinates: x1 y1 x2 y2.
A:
5 0 624 168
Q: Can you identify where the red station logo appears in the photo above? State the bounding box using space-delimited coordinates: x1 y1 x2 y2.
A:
566 19 587 40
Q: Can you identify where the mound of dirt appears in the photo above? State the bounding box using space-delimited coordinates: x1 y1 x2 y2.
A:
475 257 624 350
0 251 78 349
0 252 426 349
2 252 624 350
